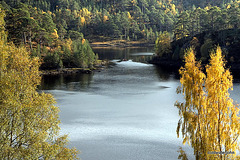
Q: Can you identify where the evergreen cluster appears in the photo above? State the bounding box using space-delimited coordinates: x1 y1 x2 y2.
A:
1 0 99 70
1 0 240 68
155 1 240 66
1 0 179 43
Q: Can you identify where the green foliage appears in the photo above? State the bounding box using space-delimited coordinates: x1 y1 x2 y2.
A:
73 39 96 68
155 31 172 57
200 39 214 61
42 51 63 69
172 45 180 60
3 0 183 41
2 1 101 70
0 9 78 159
2 0 240 66
174 3 240 40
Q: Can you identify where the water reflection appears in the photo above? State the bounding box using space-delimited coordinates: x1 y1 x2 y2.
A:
39 47 196 160
93 47 154 63
154 65 180 81
40 73 93 91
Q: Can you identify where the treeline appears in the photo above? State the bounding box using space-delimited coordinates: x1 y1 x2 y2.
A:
2 0 238 44
154 1 240 68
2 0 179 42
174 4 240 40
1 1 98 70
2 0 240 69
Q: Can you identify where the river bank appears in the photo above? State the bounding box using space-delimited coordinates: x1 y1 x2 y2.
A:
40 61 109 75
40 43 154 76
149 56 240 80
40 68 94 75
90 40 154 48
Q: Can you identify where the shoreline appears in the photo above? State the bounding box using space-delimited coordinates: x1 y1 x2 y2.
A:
40 68 95 75
149 56 240 80
41 41 155 76
90 40 154 48
40 62 108 76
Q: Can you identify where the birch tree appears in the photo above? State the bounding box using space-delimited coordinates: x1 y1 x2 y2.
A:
0 9 78 159
176 47 240 160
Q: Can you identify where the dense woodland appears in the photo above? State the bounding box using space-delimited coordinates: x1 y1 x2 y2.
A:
1 1 240 159
153 1 240 68
0 0 240 69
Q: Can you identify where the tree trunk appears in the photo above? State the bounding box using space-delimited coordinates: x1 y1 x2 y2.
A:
29 30 32 51
23 32 27 44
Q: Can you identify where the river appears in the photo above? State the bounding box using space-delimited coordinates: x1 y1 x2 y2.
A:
40 47 240 160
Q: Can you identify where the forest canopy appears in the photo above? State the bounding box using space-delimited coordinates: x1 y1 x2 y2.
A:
1 0 240 68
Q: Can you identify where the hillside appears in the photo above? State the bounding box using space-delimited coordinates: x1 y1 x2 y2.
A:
3 0 234 43
153 1 240 72
1 0 240 70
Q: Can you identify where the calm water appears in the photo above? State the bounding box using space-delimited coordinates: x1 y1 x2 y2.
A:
40 47 240 160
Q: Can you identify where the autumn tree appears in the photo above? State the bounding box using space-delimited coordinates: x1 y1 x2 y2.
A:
176 47 240 159
0 9 78 159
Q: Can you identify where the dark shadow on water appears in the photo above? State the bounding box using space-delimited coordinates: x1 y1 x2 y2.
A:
154 65 180 81
92 47 154 63
39 73 93 91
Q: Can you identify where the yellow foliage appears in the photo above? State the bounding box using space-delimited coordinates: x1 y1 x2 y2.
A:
165 8 170 13
0 11 78 159
79 8 91 24
176 47 240 159
73 10 78 18
82 38 85 44
80 16 85 25
171 4 177 15
155 31 171 57
103 15 109 22
158 1 162 6
65 38 72 51
127 12 132 20
131 0 137 5
51 29 59 40
47 11 52 15
204 6 210 10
